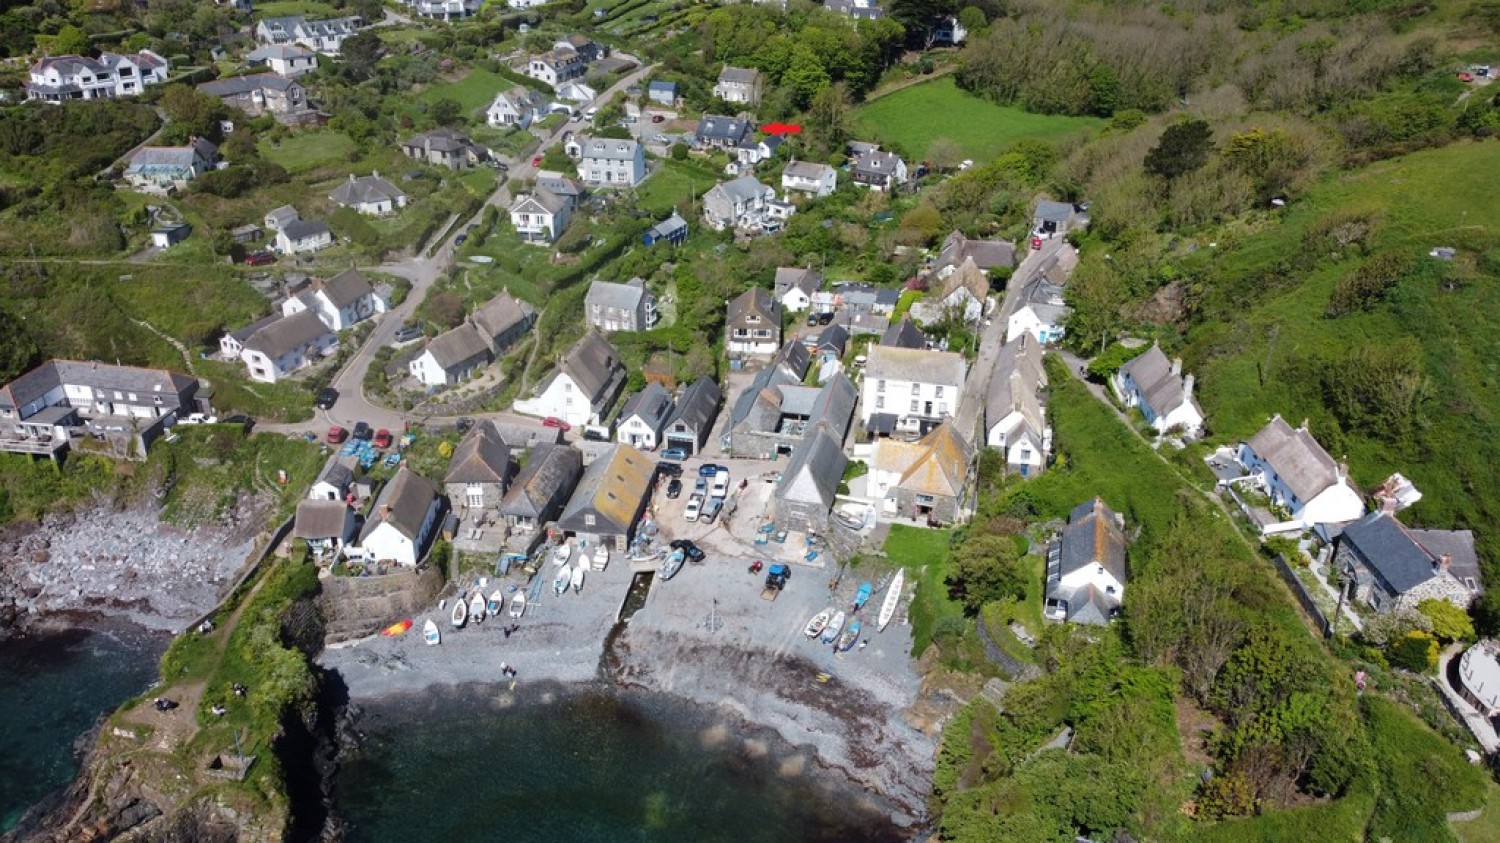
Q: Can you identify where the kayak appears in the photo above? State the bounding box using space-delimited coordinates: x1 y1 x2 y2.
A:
380 619 413 637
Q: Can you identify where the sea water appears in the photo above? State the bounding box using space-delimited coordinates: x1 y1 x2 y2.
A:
334 686 906 843
0 622 165 832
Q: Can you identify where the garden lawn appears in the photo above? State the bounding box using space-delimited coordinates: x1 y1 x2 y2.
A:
258 130 355 174
420 68 517 116
882 524 961 656
853 77 1104 162
634 158 719 215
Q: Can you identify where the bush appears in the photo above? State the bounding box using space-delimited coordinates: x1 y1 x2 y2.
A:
1387 630 1438 672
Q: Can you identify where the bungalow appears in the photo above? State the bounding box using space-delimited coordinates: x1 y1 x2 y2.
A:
330 173 408 216
280 267 386 332
445 421 513 511
244 44 318 77
1235 414 1365 528
293 499 357 560
860 345 966 436
1006 275 1069 344
585 278 655 333
833 283 900 316
662 376 721 456
575 137 647 187
25 50 169 103
509 187 573 244
515 332 626 428
1033 200 1075 239
308 461 355 502
556 443 654 551
1044 498 1127 625
726 287 781 357
774 428 846 532
781 160 837 198
985 333 1050 476
275 218 332 254
255 15 361 54
713 67 763 105
408 324 492 388
470 290 536 354
400 128 486 170
870 421 972 525
526 48 587 88
349 467 441 567
197 74 307 120
695 115 753 151
703 176 778 232
239 309 338 384
648 80 679 106
123 138 218 193
1336 512 1482 613
850 148 908 192
498 442 583 533
1111 344 1205 437
616 382 675 449
732 135 783 171
776 266 822 312
487 87 548 128
643 212 689 247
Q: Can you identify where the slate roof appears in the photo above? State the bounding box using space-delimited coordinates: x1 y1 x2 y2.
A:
126 139 216 175
896 421 970 498
557 443 653 535
938 231 1015 272
807 374 858 441
723 366 800 434
314 461 354 491
1410 528 1482 589
619 382 674 430
728 286 778 326
776 428 846 509
586 279 648 312
866 345 966 388
647 213 688 240
695 115 752 144
293 499 352 539
667 376 721 434
987 332 1047 436
198 74 298 97
775 266 820 298
717 66 760 85
1058 498 1126 582
0 360 196 416
359 467 438 542
783 160 835 181
511 186 569 216
559 332 623 401
1034 200 1074 224
648 80 677 95
403 127 475 154
330 173 406 207
244 309 331 358
422 324 491 370
777 340 811 379
499 442 582 520
881 319 927 349
471 291 534 342
712 175 772 205
245 44 315 62
316 267 374 308
1015 275 1069 322
1341 512 1439 594
1245 415 1344 503
814 324 849 355
1118 344 1198 419
852 150 905 178
577 137 640 161
265 205 299 227
281 218 330 241
445 422 511 485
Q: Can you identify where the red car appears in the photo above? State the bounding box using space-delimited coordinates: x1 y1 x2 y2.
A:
542 416 571 431
373 428 393 449
1031 236 1043 250
327 426 348 444
531 154 544 167
244 251 277 266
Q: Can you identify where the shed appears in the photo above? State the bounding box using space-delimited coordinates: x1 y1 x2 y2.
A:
151 222 191 250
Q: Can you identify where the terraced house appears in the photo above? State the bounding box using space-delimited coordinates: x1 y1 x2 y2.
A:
25 50 169 102
255 15 361 54
0 360 202 458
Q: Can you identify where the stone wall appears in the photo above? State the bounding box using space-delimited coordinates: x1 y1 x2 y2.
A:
318 566 444 643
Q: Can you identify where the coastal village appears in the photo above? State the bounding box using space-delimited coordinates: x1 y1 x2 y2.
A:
3 0 1500 840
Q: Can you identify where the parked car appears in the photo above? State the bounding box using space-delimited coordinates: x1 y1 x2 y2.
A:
661 447 688 461
655 461 683 478
373 429 393 449
244 251 276 266
818 311 835 325
684 495 703 522
583 427 609 442
315 387 338 410
393 325 423 343
454 234 467 246
178 413 217 424
693 477 708 496
1031 236 1043 250
327 426 348 444
666 477 682 499
710 473 730 499
652 114 665 123
671 539 705 562
542 416 571 431
701 497 722 524
455 417 474 433
531 154 544 167
697 464 720 478
352 421 372 440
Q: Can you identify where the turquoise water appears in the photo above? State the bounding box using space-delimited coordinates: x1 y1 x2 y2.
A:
334 686 907 843
0 622 166 832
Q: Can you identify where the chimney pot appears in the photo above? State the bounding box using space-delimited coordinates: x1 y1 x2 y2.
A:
1171 357 1183 377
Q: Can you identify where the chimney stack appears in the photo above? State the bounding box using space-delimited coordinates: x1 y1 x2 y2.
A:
1183 373 1195 399
1441 554 1453 572
1171 357 1183 377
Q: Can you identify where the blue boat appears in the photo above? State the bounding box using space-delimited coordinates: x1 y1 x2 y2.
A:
852 582 873 613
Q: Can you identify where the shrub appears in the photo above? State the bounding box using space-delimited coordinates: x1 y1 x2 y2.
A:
1387 630 1438 672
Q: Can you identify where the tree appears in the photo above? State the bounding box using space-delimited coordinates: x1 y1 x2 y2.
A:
426 291 465 329
1417 598 1475 643
540 144 571 171
160 85 226 141
1144 119 1213 181
0 309 39 383
1388 629 1439 672
428 97 462 127
945 531 1026 614
889 0 959 44
782 45 831 108
805 84 853 158
340 31 383 81
1326 251 1411 316
927 137 965 172
899 204 945 244
596 125 632 140
957 6 988 36
37 24 90 57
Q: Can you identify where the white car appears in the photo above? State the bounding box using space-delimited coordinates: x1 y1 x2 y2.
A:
684 495 704 522
179 413 217 425
710 473 729 499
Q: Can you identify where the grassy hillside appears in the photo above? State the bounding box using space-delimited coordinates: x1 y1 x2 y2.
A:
854 77 1104 162
1182 141 1500 555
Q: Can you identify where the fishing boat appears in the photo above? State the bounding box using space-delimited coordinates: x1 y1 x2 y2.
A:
552 543 572 567
509 591 527 619
451 596 468 628
852 582 873 613
571 564 586 593
554 563 572 596
838 619 862 652
821 610 846 645
804 607 833 638
487 590 503 616
878 568 904 632
468 591 487 624
659 549 685 581
592 545 609 572
423 619 441 646
381 619 413 637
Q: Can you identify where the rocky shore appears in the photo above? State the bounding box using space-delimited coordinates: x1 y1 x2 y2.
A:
0 505 261 637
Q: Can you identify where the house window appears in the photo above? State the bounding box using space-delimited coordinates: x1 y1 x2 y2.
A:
877 380 886 393
585 514 596 527
466 484 484 508
910 383 919 395
934 386 943 398
746 314 759 324
915 494 934 504
876 396 884 409
909 400 919 413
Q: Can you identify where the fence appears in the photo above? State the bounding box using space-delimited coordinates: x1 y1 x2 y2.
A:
1270 553 1333 638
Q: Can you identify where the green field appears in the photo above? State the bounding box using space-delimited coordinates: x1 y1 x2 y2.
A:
420 68 514 116
258 130 355 174
854 76 1104 163
633 158 719 215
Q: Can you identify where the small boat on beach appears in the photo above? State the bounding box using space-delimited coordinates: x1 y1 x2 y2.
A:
423 619 441 646
468 591 487 624
852 582 873 613
381 619 413 637
821 610 846 645
878 569 904 632
554 563 572 596
592 545 609 571
552 543 572 567
659 549 685 582
804 607 833 638
571 564 585 594
451 596 468 628
510 591 527 618
838 619 861 652
487 590 504 616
